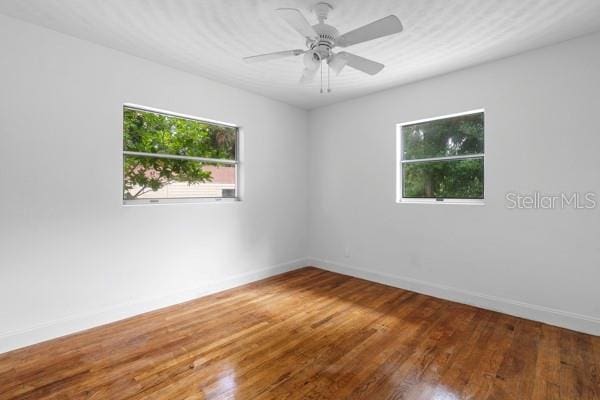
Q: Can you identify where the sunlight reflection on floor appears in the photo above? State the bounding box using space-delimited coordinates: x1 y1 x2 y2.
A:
430 385 461 400
201 364 238 399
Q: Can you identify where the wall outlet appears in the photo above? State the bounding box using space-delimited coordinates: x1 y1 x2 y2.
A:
344 245 350 258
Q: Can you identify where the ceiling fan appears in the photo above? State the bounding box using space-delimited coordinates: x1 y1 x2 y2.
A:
243 2 403 91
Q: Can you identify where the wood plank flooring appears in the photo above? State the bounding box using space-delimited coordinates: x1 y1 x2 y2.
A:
0 267 598 399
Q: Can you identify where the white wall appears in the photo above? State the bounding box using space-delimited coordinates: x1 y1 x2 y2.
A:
2 13 599 354
308 32 600 335
0 14 308 352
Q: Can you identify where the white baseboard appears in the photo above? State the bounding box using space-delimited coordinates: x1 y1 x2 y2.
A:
308 258 600 336
0 258 308 354
3 257 597 355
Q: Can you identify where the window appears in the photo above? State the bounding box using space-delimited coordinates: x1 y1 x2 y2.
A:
123 105 239 204
396 110 484 204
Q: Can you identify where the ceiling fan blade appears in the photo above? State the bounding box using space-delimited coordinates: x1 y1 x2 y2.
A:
276 8 318 39
336 15 403 48
337 52 384 75
300 67 319 84
243 49 305 63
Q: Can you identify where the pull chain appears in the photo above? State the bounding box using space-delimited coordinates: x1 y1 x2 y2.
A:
320 61 324 94
318 60 331 94
327 63 331 93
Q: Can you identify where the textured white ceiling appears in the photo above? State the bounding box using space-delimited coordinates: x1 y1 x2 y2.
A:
1 0 600 109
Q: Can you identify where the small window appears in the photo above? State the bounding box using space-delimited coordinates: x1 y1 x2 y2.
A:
397 110 484 204
123 105 239 204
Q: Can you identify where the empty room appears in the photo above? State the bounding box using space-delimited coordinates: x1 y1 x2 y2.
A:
1 0 599 399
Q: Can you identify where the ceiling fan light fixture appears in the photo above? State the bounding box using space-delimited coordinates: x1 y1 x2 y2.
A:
303 50 321 70
328 54 348 75
300 67 319 84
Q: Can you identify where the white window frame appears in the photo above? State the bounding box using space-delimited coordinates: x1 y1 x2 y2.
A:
396 109 485 205
122 103 241 206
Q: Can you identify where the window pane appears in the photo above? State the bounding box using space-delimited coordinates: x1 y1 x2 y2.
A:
123 108 237 160
402 112 484 160
403 158 484 199
123 155 236 200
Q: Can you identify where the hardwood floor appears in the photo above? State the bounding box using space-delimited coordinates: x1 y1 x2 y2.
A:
1 267 598 400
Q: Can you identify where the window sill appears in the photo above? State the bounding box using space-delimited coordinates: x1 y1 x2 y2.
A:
123 198 241 206
396 199 485 206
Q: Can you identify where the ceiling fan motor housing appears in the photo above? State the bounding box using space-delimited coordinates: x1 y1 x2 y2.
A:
309 23 339 61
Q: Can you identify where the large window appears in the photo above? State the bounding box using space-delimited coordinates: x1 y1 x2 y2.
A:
123 105 239 204
397 110 484 204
